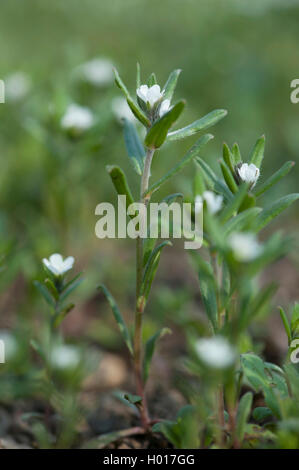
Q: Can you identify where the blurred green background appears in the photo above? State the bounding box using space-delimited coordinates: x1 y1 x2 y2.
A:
0 0 298 348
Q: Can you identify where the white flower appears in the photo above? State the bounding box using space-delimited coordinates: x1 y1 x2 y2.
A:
238 163 260 187
78 58 114 87
137 84 163 108
43 253 75 276
195 191 223 215
111 96 135 123
50 345 80 370
195 336 236 369
229 232 262 262
0 330 18 361
61 104 94 132
159 99 171 117
5 72 31 102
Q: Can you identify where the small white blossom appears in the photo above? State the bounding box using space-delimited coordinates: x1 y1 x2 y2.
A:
61 104 94 132
43 253 75 276
50 345 80 370
78 58 114 87
238 163 260 187
159 99 171 117
5 72 31 102
195 191 223 215
111 96 135 123
137 84 163 108
195 336 236 369
229 232 262 262
0 330 18 361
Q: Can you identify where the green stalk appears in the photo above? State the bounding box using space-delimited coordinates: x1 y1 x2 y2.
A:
134 148 155 429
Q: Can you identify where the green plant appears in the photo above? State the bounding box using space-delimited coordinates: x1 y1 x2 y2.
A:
99 65 227 437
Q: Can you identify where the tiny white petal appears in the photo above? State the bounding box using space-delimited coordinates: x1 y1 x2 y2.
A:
159 99 171 117
137 83 163 108
238 163 260 187
202 190 223 214
42 253 75 276
0 330 19 360
195 336 236 369
229 232 262 262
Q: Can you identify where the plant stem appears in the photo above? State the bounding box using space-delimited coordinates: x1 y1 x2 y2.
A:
134 148 155 430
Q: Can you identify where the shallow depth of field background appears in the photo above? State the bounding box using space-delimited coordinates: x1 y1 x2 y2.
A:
0 0 298 393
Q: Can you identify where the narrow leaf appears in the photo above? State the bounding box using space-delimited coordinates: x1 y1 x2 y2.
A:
143 328 171 382
231 143 242 164
249 135 265 168
145 134 214 197
106 165 135 210
168 109 227 141
98 284 133 355
114 68 150 127
219 183 248 224
162 69 181 101
34 281 55 307
145 100 185 149
223 207 262 235
236 392 253 443
223 143 235 174
123 118 145 175
278 306 292 345
255 161 295 197
253 194 299 232
195 156 233 202
220 160 238 194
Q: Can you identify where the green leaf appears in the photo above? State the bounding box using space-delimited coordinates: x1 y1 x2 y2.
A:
136 62 141 89
60 278 83 303
291 302 299 338
252 407 273 422
147 72 157 87
114 68 150 127
236 392 253 443
145 134 213 197
223 143 235 174
231 142 242 164
30 339 46 361
140 241 172 306
98 284 133 355
197 258 218 331
223 207 262 235
193 168 205 196
255 161 295 197
220 160 238 194
195 157 233 202
168 109 227 141
152 405 199 449
143 328 171 383
145 100 185 149
219 184 250 224
106 165 135 211
253 193 299 232
123 118 145 175
278 306 292 345
162 69 181 101
53 303 75 328
124 392 142 405
34 281 55 307
249 135 265 168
